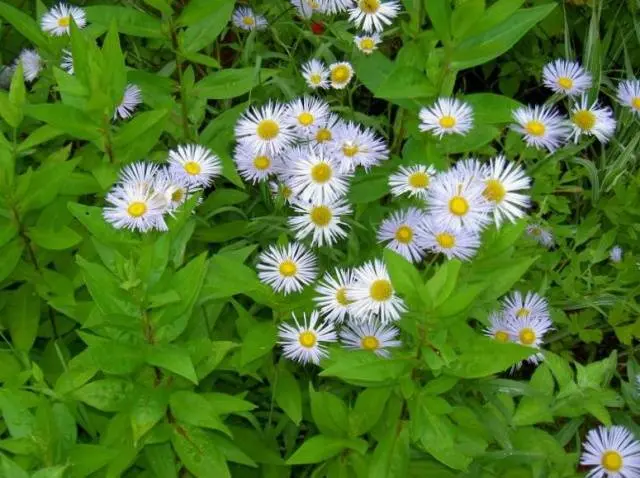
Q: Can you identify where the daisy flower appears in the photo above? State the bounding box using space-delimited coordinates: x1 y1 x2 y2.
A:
168 144 222 188
581 425 640 478
484 312 513 343
289 197 352 247
314 268 354 323
505 314 552 365
257 242 317 295
321 0 354 14
502 291 549 321
103 182 167 233
302 59 330 90
153 168 196 213
234 143 280 184
232 6 268 31
40 3 86 36
61 49 74 74
347 259 406 323
617 79 640 116
354 33 382 54
330 122 389 172
569 96 616 143
291 0 323 18
328 61 354 89
270 181 295 204
312 114 343 148
389 164 437 201
427 170 492 233
235 102 297 156
340 322 401 357
285 96 330 139
17 49 42 83
511 105 571 152
542 59 592 97
278 311 337 365
114 84 142 120
419 98 474 138
452 158 486 181
377 208 427 263
348 0 401 33
420 218 480 261
610 245 623 263
482 155 531 228
526 223 554 248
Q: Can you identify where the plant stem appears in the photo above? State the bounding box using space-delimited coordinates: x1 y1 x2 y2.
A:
170 21 192 141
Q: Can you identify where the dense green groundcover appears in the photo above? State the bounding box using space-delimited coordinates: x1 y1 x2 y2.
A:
0 0 640 476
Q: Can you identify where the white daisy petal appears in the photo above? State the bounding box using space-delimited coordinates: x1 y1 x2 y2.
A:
377 207 427 263
511 105 571 152
114 84 142 120
257 242 318 295
302 59 331 90
482 155 531 228
232 6 268 31
168 144 222 188
291 0 324 18
580 426 640 478
278 311 337 365
542 59 592 97
389 164 437 201
502 291 550 322
16 49 42 83
617 79 640 116
420 218 480 261
289 197 352 247
569 95 617 143
153 167 197 214
41 2 86 36
235 102 297 156
348 0 401 33
419 97 474 138
314 268 354 323
340 321 401 357
321 0 355 14
61 48 74 74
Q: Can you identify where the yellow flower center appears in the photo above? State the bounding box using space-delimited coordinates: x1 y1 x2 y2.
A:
408 171 429 188
336 287 349 306
359 0 380 13
361 335 380 351
369 279 392 302
331 65 350 84
58 16 71 28
519 328 536 345
439 115 456 129
632 97 640 110
557 76 573 90
516 307 531 318
483 179 506 203
171 189 184 203
360 38 375 51
315 128 332 142
530 227 541 236
311 163 332 183
435 232 456 249
183 161 201 176
572 110 596 131
494 330 510 343
342 143 359 157
281 185 292 199
253 155 271 170
309 73 322 85
525 120 546 137
127 201 147 218
298 331 317 348
298 112 314 126
448 196 469 216
394 225 413 244
308 0 320 8
601 450 623 472
256 119 280 140
242 16 255 26
310 205 332 226
279 260 297 277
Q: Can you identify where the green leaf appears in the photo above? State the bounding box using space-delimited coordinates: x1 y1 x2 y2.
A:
7 284 40 352
438 124 500 153
0 239 24 282
68 203 139 246
182 0 234 53
130 389 169 444
422 260 461 309
28 226 82 250
32 466 69 478
73 378 134 412
67 444 118 478
464 93 523 124
0 91 22 128
0 455 29 478
18 160 78 213
112 109 169 150
17 125 64 153
310 385 349 437
144 443 179 478
102 20 127 106
9 61 25 120
425 0 452 42
0 390 36 438
286 435 368 465
273 362 302 425
0 2 51 52
171 425 230 478
239 321 276 366
449 338 535 378
196 68 277 99
321 350 411 386
170 391 230 435
85 6 164 38
350 387 392 437
81 334 146 375
25 104 101 141
383 249 422 303
451 0 484 40
147 344 198 384
369 420 410 478
348 170 390 204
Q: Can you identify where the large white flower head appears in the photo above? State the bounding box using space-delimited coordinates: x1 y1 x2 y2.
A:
302 59 330 90
103 182 168 233
420 218 480 261
41 3 86 36
511 105 571 152
234 143 280 184
347 259 406 323
377 208 428 263
427 170 492 233
502 291 549 321
581 425 640 478
419 98 474 138
340 322 401 357
482 155 531 228
320 0 354 14
289 197 352 247
329 62 354 89
283 146 351 203
232 6 268 31
168 144 222 188
330 122 389 172
257 242 317 295
17 49 42 83
610 245 623 263
153 167 196 213
526 223 554 248
235 102 297 156
61 49 74 74
348 0 401 33
278 311 337 365
617 79 640 116
542 59 592 97
354 33 382 55
389 164 437 201
314 268 354 324
484 311 513 344
312 114 344 149
291 0 324 18
114 83 142 120
285 96 331 139
570 96 617 144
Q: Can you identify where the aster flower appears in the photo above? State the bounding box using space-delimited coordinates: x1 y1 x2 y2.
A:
580 426 640 478
617 79 640 116
482 155 531 228
328 62 354 89
420 218 480 261
502 291 549 321
291 0 324 18
311 114 343 148
506 314 553 365
348 0 401 33
610 245 623 263
452 158 486 181
314 268 354 323
103 182 167 233
569 96 616 143
278 311 337 364
484 311 513 343
257 242 317 295
153 168 196 213
526 223 554 248
41 3 86 36
419 98 474 138
235 102 297 156
16 49 42 83
340 322 401 357
285 96 331 139
354 33 382 54
114 84 142 120
377 208 427 263
302 59 330 90
511 105 571 152
330 121 389 172
389 164 437 201
232 6 268 31
118 161 159 190
542 59 592 97
168 144 222 188
288 197 352 247
234 143 280 184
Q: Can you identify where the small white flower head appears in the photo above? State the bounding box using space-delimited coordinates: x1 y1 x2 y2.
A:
270 181 295 204
17 49 42 83
570 96 617 144
118 161 159 191
153 168 196 213
377 208 428 263
320 0 354 14
103 182 168 233
354 33 382 54
420 218 480 261
502 291 549 321
311 114 344 149
289 197 351 247
278 311 337 365
285 96 331 139
235 102 297 156
232 6 268 31
419 98 474 138
348 0 401 33
330 122 389 172
234 143 280 184
427 170 492 233
257 242 317 295
347 259 406 323
61 49 74 74
41 3 86 36
511 105 571 152
452 158 486 181
283 146 351 203
314 268 354 324
506 314 552 365
302 59 330 90
114 84 142 120
389 164 437 201
291 0 324 18
484 312 513 343
340 322 401 357
526 223 554 248
581 426 640 478
542 59 592 97
328 61 354 89
617 79 640 116
168 144 222 188
610 245 623 263
482 155 531 228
